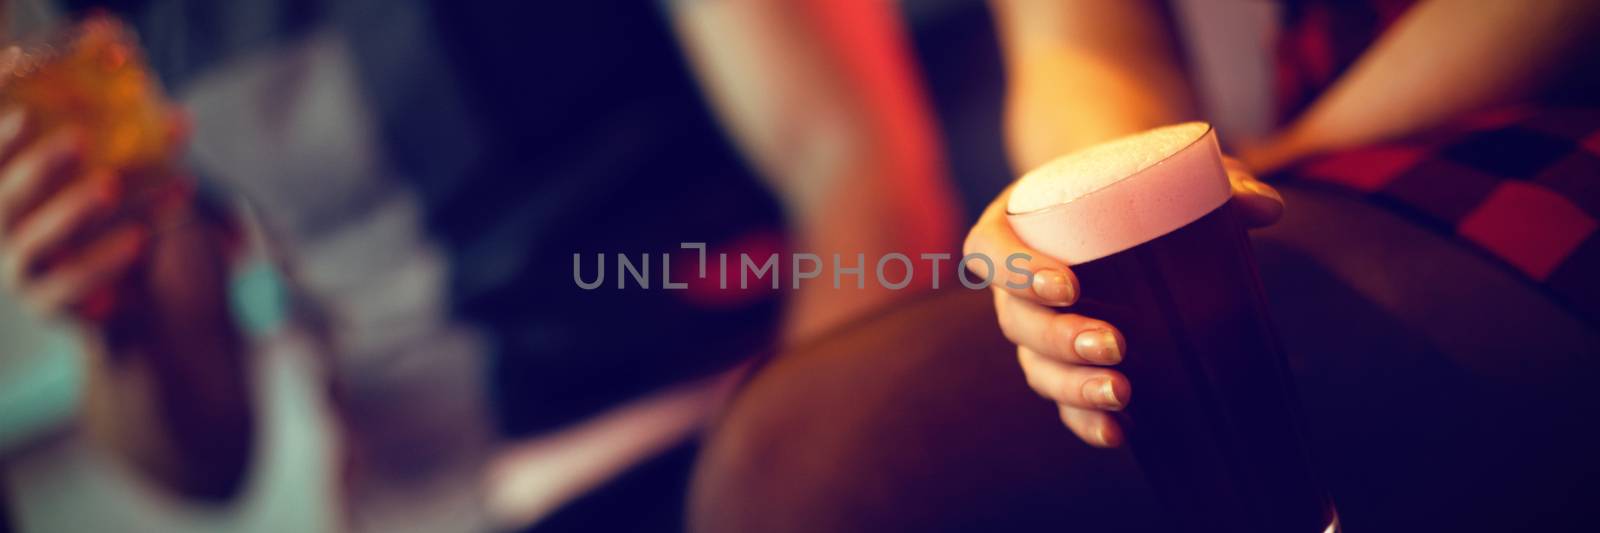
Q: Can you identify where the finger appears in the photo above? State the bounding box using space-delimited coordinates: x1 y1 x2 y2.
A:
0 129 82 234
19 223 146 318
1227 169 1284 228
995 290 1125 365
1018 346 1130 411
1 172 120 289
0 107 25 157
963 186 1078 306
1059 405 1124 448
0 108 29 164
1221 155 1284 226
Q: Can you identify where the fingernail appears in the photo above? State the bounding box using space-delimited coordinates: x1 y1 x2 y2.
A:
1094 424 1114 447
1074 329 1122 364
1242 179 1283 203
1032 268 1075 305
1085 378 1123 410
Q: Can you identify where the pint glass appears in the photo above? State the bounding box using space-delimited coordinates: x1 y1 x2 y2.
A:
1008 123 1337 532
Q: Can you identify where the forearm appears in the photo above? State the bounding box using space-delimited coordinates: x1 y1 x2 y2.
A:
81 212 253 502
1253 0 1600 171
778 154 935 341
991 0 1198 171
672 0 959 341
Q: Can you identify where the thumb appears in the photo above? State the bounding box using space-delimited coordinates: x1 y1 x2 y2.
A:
1229 173 1285 228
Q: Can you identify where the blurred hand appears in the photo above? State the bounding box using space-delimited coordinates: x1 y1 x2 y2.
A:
964 156 1283 447
0 108 160 321
0 103 251 500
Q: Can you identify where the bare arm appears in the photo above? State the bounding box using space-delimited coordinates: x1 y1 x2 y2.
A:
989 0 1198 170
1247 0 1600 171
669 0 960 342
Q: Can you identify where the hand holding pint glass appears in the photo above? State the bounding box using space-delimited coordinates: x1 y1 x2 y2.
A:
0 14 189 320
967 123 1335 531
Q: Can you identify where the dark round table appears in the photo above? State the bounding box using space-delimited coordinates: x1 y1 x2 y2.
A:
689 186 1600 533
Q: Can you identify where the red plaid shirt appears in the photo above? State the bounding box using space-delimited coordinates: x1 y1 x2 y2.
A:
1276 0 1600 323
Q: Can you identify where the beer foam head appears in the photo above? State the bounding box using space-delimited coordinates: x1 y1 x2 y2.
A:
1008 122 1212 214
1006 122 1231 264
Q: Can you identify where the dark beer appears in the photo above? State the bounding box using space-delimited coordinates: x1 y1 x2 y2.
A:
1008 123 1337 532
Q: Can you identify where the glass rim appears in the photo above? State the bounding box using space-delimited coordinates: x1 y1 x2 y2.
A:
1005 121 1215 217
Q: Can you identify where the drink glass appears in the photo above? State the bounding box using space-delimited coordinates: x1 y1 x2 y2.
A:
1 14 187 320
1 13 186 223
1008 122 1338 533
